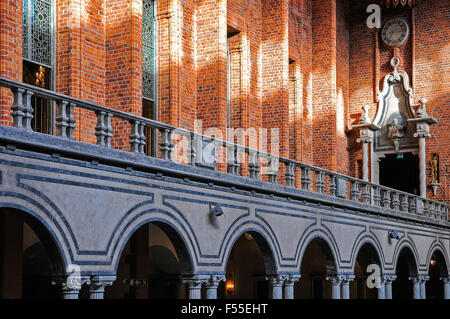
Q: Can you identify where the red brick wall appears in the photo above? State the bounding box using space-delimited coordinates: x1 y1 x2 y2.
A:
261 0 289 158
414 0 449 203
312 0 338 172
0 0 22 126
196 0 227 138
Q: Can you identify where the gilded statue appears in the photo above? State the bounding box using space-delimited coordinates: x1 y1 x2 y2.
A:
431 153 439 184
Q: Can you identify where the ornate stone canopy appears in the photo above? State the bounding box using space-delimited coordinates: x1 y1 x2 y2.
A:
372 57 418 154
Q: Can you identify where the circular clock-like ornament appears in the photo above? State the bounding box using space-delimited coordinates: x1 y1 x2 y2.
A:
381 18 410 48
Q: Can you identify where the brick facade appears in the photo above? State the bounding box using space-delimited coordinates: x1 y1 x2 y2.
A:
0 0 448 202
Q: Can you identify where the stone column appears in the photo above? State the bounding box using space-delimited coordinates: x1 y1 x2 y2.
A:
283 275 301 299
383 275 396 299
326 275 344 299
205 275 226 299
408 99 437 198
340 275 354 299
89 276 116 299
53 276 90 299
352 107 380 182
441 276 450 299
419 276 429 299
181 275 208 299
377 280 386 300
266 275 285 299
409 276 421 299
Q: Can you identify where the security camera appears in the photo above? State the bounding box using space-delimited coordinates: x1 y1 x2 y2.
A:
389 230 400 239
210 203 224 217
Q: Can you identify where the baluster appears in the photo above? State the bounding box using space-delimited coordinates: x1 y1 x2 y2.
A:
400 194 409 212
422 199 429 217
329 174 337 197
442 205 448 221
139 122 146 154
11 88 25 129
430 201 436 218
436 204 442 220
67 103 76 139
267 156 278 184
105 113 113 148
373 186 381 206
350 180 360 202
95 111 107 147
226 144 239 175
159 128 174 161
392 192 400 211
431 202 436 219
248 151 260 179
315 170 324 194
57 100 69 138
130 121 142 153
285 162 295 187
23 90 34 131
409 196 416 214
382 189 391 208
361 183 371 204
190 133 198 166
301 167 311 191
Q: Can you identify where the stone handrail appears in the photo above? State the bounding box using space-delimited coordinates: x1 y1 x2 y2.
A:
0 77 447 222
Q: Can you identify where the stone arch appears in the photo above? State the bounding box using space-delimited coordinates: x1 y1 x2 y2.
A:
222 225 278 275
392 241 421 299
297 229 339 274
392 239 420 276
425 242 449 276
112 209 195 275
350 235 384 274
0 203 67 276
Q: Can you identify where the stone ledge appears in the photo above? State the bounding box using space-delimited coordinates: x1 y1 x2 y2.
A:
0 125 448 229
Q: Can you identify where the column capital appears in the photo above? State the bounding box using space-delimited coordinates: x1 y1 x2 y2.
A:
90 275 116 291
180 275 209 288
382 274 397 283
284 274 301 285
409 275 429 283
353 123 380 144
341 274 355 284
266 274 286 287
326 275 345 285
205 275 226 288
408 117 437 139
440 276 450 284
52 275 91 298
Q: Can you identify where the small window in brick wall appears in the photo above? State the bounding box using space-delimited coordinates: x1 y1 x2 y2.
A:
22 0 54 135
143 0 157 156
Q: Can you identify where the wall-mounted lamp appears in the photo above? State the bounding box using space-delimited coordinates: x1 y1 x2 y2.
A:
210 203 224 217
430 258 436 266
389 230 400 239
225 279 235 295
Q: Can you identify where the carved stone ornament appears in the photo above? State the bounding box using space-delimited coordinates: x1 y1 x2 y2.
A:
372 57 418 153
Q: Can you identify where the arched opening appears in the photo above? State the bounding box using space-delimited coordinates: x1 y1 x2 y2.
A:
393 247 418 299
106 221 193 299
427 250 448 299
295 237 337 299
220 231 276 299
0 208 65 298
350 243 381 299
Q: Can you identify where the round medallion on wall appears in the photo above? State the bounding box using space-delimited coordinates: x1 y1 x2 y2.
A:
381 17 410 48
